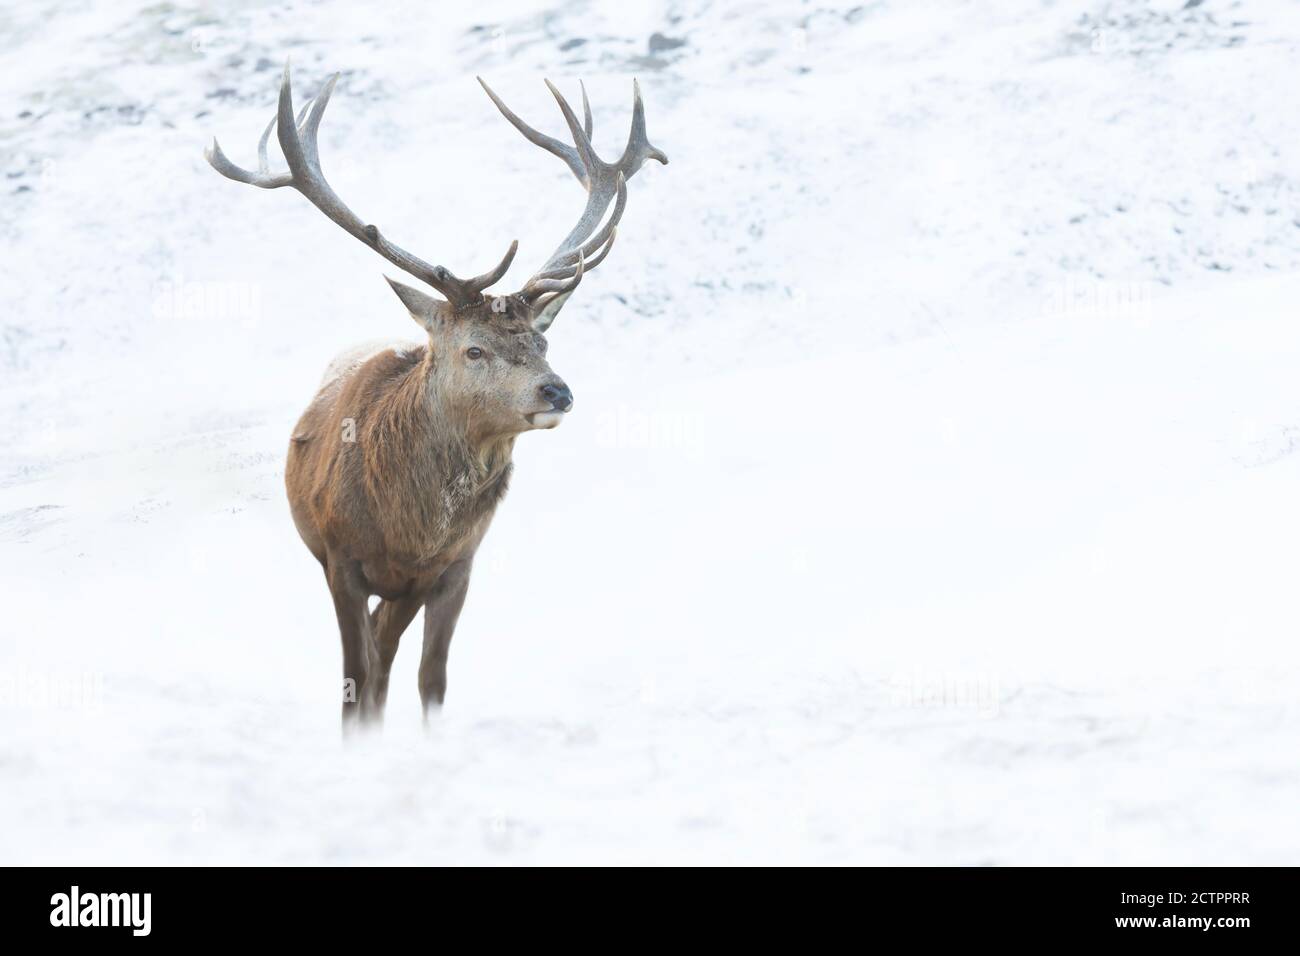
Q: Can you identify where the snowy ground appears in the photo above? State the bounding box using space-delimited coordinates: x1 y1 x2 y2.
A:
2 0 1299 864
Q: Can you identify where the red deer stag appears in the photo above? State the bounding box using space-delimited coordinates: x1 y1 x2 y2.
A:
205 65 665 727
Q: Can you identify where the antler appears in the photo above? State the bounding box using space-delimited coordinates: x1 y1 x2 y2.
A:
478 77 667 327
205 62 517 308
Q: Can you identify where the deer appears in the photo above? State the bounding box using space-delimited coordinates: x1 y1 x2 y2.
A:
204 64 665 727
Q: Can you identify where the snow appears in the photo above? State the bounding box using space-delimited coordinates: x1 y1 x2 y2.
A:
2 0 1299 864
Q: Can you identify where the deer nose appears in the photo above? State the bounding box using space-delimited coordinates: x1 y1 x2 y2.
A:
539 381 573 412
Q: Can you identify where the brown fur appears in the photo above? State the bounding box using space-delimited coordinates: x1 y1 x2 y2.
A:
286 295 570 726
204 68 664 728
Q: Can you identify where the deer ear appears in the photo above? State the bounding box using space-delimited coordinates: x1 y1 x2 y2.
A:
531 290 574 333
384 276 444 330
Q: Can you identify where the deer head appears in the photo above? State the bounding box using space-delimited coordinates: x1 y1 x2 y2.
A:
205 64 666 436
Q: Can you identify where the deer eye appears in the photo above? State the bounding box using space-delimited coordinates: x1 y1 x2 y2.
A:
465 347 484 360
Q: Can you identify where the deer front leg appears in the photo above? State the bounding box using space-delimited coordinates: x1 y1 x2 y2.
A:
326 555 379 730
419 558 473 716
368 594 423 713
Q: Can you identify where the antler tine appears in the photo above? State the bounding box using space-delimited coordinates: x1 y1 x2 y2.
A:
206 62 518 307
477 77 587 186
207 123 290 187
579 80 593 139
480 80 659 261
618 79 669 174
523 249 585 299
527 233 593 331
295 72 337 168
464 239 519 295
543 79 600 177
577 227 615 270
255 114 276 176
476 75 664 324
546 171 627 269
206 88 319 188
529 228 617 283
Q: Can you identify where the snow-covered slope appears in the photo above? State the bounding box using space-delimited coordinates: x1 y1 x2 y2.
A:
1 0 1298 864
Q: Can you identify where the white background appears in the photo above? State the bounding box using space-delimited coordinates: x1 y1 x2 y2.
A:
1 0 1298 863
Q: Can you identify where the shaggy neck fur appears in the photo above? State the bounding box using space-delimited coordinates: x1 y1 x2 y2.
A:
361 348 514 563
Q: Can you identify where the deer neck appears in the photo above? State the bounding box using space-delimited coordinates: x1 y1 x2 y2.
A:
364 354 515 563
